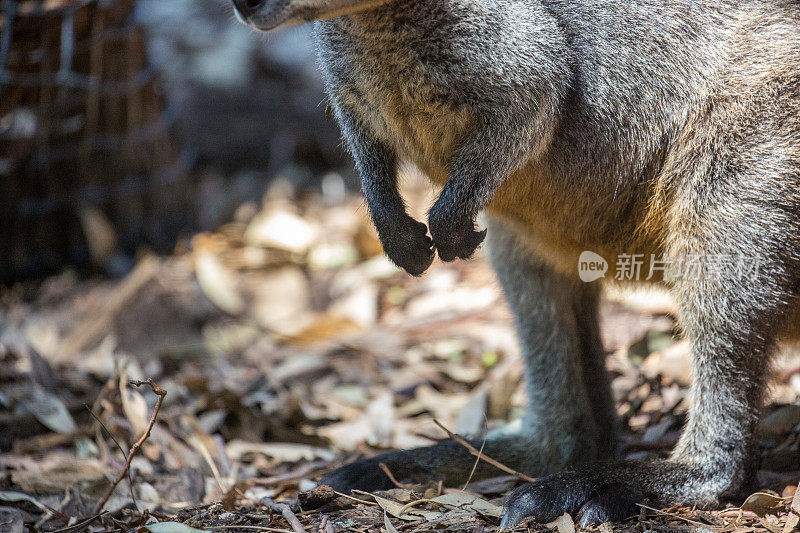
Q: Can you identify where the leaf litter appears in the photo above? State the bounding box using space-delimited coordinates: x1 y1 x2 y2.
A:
1 173 799 532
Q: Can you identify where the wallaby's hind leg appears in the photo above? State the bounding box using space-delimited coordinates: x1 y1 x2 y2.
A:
502 154 800 527
319 216 616 492
486 216 619 463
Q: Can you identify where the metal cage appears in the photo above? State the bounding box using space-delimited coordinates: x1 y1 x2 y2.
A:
0 0 192 282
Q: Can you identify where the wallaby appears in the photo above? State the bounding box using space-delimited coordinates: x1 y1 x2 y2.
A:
232 0 800 526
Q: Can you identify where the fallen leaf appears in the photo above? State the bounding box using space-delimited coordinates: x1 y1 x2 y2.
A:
372 494 440 521
22 386 76 434
784 482 800 533
546 513 576 533
194 246 245 315
0 491 49 512
285 315 362 347
383 511 400 533
226 440 336 462
740 492 785 517
120 374 149 436
432 491 503 517
244 209 316 253
79 207 118 265
11 456 107 494
251 267 312 334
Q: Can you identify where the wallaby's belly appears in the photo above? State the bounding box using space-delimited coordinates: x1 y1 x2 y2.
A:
345 73 664 275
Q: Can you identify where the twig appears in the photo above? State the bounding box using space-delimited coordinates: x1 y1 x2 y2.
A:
335 491 380 506
379 463 410 489
636 504 711 528
251 460 329 486
319 515 335 533
462 435 487 490
262 497 307 533
49 512 107 533
432 420 535 483
85 404 137 508
94 379 166 514
783 482 800 533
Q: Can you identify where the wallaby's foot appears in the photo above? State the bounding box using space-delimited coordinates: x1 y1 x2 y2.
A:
429 210 487 262
380 215 434 276
319 435 560 493
500 461 738 528
319 456 396 492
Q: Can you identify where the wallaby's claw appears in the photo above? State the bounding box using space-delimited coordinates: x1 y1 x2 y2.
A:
378 215 434 276
501 465 642 528
429 215 487 262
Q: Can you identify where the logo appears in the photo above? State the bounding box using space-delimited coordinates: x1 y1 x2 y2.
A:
578 251 608 282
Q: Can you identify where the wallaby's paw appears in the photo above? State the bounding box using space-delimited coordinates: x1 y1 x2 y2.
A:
379 216 434 276
501 465 645 528
429 213 487 262
318 457 395 493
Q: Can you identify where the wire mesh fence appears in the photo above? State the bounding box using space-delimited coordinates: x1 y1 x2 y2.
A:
0 0 193 283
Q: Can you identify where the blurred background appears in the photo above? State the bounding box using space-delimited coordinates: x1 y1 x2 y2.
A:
1 0 350 283
1 1 799 531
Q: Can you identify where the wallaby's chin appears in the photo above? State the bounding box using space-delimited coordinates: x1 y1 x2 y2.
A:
238 0 392 31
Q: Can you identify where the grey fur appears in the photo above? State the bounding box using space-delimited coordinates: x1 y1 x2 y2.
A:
233 0 800 525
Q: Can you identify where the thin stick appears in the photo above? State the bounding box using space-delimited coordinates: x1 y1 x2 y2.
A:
262 497 307 533
462 435 487 490
85 404 137 508
379 463 410 489
251 461 328 487
332 491 379 506
49 512 108 533
636 504 711 528
432 420 535 483
94 379 166 514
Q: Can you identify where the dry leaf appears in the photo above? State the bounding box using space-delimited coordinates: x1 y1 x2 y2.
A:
285 315 362 347
79 207 118 264
784 483 800 533
383 511 400 533
251 267 311 333
431 491 504 517
546 513 576 533
244 209 316 253
194 247 245 315
120 374 149 436
11 456 107 494
372 494 440 521
0 491 48 513
226 440 336 462
23 386 76 434
740 492 785 517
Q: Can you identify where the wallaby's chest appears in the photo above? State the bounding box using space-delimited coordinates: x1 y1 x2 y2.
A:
316 21 478 182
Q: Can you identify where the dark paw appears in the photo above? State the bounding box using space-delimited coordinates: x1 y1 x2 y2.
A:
318 457 395 493
378 215 434 276
428 212 486 263
501 469 642 528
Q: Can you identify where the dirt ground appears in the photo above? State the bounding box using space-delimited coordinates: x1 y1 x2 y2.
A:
1 174 799 532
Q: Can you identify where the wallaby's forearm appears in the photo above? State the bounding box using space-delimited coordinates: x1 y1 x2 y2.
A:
335 105 434 276
429 111 540 261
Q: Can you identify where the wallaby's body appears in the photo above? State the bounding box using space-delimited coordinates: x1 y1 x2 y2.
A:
233 0 800 526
